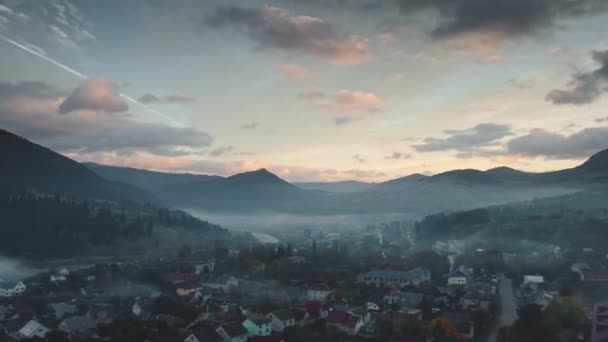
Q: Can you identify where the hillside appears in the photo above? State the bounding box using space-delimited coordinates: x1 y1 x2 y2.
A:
84 162 223 192
0 129 157 205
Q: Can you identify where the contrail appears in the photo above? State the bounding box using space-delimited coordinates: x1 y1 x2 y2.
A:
0 33 182 126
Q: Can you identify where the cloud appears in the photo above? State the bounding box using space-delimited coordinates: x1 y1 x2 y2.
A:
546 49 608 105
210 145 234 157
353 154 366 163
385 151 412 160
138 93 196 104
344 169 386 179
395 0 608 40
506 127 608 159
596 116 608 123
0 81 212 156
208 5 371 65
240 121 258 130
298 89 384 120
59 78 128 114
278 64 321 82
413 123 513 154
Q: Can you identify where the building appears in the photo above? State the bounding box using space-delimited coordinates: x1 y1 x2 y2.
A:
0 281 26 297
201 275 239 291
216 321 248 342
306 283 332 301
184 325 222 342
50 268 70 282
195 260 216 274
18 320 51 339
59 315 98 337
242 316 272 337
326 310 364 336
266 309 296 333
362 268 431 288
592 302 608 342
447 266 473 286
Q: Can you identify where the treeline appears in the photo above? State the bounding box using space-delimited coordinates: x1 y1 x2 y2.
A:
0 194 227 257
414 199 608 250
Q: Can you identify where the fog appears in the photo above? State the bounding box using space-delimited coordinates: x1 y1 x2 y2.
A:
0 256 37 282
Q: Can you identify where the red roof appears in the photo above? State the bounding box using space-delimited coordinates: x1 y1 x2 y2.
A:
584 271 608 282
305 300 322 313
327 310 361 329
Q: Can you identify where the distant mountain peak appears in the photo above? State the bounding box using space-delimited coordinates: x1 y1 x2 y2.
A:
580 148 608 171
226 168 292 186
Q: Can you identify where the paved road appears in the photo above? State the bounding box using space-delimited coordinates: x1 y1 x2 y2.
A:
486 276 517 342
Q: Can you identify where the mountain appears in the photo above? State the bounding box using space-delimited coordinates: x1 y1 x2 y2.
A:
295 180 373 193
160 169 313 212
83 146 608 215
84 162 223 192
0 129 157 205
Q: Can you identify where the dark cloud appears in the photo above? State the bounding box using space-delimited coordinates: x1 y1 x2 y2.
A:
506 127 608 159
240 121 258 130
0 81 212 156
333 117 353 125
385 151 412 160
413 123 513 154
353 154 366 163
596 116 608 124
547 50 608 105
138 93 196 104
344 169 386 178
208 5 371 65
394 0 608 39
59 78 128 113
210 145 234 157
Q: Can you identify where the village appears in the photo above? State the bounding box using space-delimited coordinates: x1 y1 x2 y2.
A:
1 230 608 342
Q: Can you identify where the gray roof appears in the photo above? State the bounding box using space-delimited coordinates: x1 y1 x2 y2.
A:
61 315 97 332
270 309 295 321
399 292 424 309
49 303 78 319
219 321 247 337
365 268 430 281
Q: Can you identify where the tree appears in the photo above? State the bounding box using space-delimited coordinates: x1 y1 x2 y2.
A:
178 244 192 259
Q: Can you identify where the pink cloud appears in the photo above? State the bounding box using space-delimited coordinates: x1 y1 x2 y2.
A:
278 64 321 82
59 78 128 113
335 90 383 113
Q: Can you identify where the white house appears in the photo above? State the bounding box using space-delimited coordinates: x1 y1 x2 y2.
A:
362 268 431 288
18 320 51 339
201 275 238 291
51 268 70 282
0 281 26 297
266 309 296 333
306 283 332 301
521 275 544 290
195 260 216 274
447 266 473 286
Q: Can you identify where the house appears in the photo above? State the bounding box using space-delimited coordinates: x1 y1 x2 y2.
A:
521 275 544 290
184 325 222 342
49 302 78 319
132 298 153 318
362 268 431 288
326 309 364 336
59 314 98 337
201 275 239 291
166 272 198 285
242 316 272 336
195 260 216 274
384 288 402 305
266 309 296 332
216 321 248 342
306 283 332 301
304 300 328 321
447 266 473 286
582 271 608 283
377 309 422 334
399 292 425 311
50 268 70 282
0 281 26 297
461 291 492 311
18 320 51 339
591 302 608 342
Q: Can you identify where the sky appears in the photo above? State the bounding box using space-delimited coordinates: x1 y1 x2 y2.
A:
0 0 608 182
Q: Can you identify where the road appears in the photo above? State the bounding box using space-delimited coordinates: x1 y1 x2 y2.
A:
486 276 517 342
